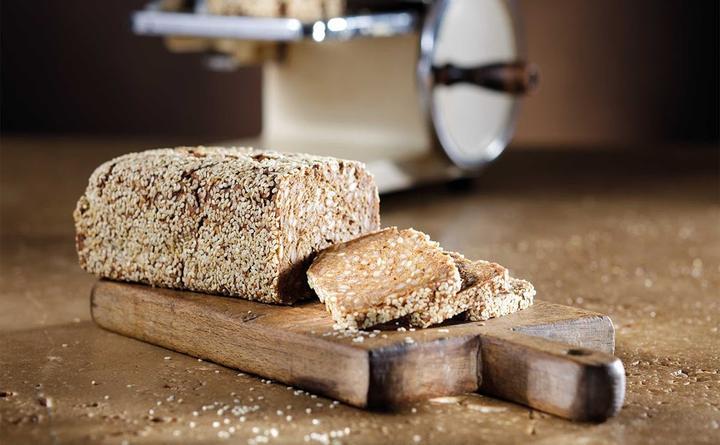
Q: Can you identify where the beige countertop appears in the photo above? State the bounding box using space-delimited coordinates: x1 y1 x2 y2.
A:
1 137 718 444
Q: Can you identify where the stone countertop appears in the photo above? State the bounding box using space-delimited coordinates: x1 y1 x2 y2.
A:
1 137 718 444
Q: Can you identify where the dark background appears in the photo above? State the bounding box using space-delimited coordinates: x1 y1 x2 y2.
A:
1 0 718 147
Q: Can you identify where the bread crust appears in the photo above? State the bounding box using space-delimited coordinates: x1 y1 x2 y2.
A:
464 266 535 322
74 146 379 304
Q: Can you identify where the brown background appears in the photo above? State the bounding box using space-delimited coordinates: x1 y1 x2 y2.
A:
1 0 718 146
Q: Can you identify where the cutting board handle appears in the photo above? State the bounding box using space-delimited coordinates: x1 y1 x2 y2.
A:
478 330 625 422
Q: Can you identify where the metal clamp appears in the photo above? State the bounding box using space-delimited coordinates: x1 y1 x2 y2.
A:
132 9 419 42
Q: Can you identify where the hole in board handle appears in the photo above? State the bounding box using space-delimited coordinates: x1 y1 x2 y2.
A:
566 348 591 356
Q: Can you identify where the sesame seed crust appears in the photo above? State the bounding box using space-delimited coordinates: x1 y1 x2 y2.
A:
465 267 536 322
73 146 380 304
306 227 462 330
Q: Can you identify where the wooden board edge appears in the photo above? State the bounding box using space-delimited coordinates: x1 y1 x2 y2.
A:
90 280 372 408
367 335 480 408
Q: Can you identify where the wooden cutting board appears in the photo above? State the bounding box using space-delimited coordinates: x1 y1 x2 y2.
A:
90 280 625 422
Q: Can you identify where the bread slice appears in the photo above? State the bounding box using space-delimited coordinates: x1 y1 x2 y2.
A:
74 146 379 304
407 253 508 327
466 273 535 322
307 227 462 330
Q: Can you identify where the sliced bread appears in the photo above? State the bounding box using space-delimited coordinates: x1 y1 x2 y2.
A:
307 227 462 330
408 252 508 327
466 274 535 322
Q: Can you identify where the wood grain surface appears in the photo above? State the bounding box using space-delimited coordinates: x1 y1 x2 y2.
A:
91 279 625 421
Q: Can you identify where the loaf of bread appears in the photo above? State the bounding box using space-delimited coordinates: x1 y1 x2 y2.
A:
205 0 345 21
74 146 380 304
307 227 462 330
